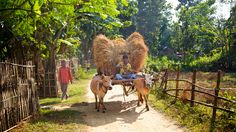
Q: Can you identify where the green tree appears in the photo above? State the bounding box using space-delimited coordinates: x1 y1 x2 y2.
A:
0 0 129 62
134 0 172 56
226 4 236 70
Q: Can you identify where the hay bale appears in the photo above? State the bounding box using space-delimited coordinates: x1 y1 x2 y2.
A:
93 32 148 75
93 34 115 75
112 38 128 64
127 32 148 72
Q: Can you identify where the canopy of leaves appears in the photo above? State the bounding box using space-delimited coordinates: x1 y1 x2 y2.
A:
0 0 129 60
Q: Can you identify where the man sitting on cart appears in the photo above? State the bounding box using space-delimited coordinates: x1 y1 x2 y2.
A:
115 54 136 80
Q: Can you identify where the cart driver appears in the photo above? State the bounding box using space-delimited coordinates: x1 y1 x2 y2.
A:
115 54 136 80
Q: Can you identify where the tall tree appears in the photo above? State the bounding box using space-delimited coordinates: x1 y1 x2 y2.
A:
0 0 130 76
226 3 236 70
134 0 172 56
173 0 220 63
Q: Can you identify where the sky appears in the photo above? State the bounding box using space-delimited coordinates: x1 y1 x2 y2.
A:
166 0 236 21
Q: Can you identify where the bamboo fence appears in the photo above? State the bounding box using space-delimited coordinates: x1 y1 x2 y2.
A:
0 62 39 132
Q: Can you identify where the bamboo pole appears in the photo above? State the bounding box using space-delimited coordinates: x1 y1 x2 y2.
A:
210 70 221 132
175 67 180 100
164 69 168 92
190 70 197 107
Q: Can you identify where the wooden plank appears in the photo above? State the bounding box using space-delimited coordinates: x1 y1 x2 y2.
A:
164 69 168 91
165 88 236 103
175 68 180 100
112 79 136 85
0 62 35 68
165 92 235 113
210 70 221 132
191 70 197 107
4 115 32 132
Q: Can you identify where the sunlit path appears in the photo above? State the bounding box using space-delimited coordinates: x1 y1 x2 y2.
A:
77 83 185 132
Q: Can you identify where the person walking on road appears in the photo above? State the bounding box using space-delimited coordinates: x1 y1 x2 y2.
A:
58 60 73 100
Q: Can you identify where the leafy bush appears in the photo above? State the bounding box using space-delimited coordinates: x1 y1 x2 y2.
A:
147 56 176 72
148 48 225 72
188 49 222 71
74 66 88 80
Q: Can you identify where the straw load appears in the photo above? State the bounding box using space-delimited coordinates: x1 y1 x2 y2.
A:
127 32 148 72
93 34 115 75
112 38 128 65
93 32 148 75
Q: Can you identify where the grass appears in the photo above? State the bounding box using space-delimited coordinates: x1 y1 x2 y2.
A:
149 91 212 131
149 72 236 132
22 109 87 132
40 69 96 106
14 69 96 132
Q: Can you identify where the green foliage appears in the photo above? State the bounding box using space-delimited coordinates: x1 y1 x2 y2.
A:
0 0 130 61
74 66 87 80
134 0 172 55
174 0 217 55
145 1 236 72
74 67 96 80
147 56 176 71
188 49 222 70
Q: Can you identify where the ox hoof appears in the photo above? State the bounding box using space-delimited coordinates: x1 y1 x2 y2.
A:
102 111 105 113
146 107 149 111
97 109 99 112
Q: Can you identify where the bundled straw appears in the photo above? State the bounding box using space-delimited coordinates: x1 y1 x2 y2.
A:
127 32 148 72
93 32 148 75
93 34 115 75
112 38 128 65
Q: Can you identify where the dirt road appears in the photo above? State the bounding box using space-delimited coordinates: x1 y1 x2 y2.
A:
76 83 185 132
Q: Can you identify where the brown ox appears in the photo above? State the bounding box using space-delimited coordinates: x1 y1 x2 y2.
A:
133 74 153 111
90 74 113 113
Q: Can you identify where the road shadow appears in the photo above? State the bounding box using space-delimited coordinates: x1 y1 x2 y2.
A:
70 99 148 127
26 108 87 127
108 94 124 99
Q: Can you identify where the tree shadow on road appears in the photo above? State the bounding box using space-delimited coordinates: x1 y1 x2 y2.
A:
71 99 148 127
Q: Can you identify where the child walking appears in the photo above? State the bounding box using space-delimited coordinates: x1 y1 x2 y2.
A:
58 60 73 100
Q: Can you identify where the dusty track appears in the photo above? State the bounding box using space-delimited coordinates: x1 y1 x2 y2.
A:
76 83 185 132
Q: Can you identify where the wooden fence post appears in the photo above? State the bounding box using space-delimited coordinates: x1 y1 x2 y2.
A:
190 70 197 107
164 69 168 92
210 70 221 132
175 67 180 100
